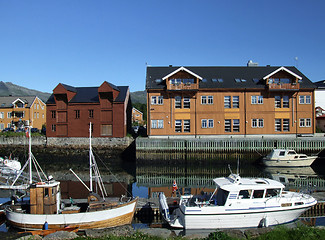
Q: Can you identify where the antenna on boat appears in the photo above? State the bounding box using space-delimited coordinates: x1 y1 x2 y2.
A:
89 122 93 192
228 164 233 175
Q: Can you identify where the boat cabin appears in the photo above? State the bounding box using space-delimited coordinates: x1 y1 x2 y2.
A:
29 181 61 214
266 149 307 160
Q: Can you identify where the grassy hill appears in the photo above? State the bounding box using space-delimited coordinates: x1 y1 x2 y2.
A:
130 90 146 104
0 81 51 102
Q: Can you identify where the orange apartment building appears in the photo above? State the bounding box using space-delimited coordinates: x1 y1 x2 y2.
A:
0 96 46 131
146 65 316 137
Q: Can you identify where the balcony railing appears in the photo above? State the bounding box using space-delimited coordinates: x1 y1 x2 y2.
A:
268 83 300 91
168 83 198 91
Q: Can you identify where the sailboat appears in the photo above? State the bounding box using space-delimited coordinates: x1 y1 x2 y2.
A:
5 124 138 230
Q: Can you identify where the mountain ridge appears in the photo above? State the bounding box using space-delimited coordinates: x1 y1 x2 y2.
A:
0 81 147 104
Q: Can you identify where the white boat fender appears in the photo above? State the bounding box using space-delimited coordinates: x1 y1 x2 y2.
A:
159 192 170 222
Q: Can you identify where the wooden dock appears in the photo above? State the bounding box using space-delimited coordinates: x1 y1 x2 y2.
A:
136 138 325 155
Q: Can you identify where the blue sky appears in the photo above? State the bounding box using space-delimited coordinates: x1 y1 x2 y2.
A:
0 1 324 93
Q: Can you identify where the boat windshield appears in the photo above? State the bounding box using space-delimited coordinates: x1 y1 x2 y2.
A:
216 189 229 206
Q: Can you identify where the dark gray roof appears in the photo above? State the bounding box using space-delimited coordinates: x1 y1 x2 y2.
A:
61 84 77 92
146 66 316 90
0 96 38 108
46 83 129 104
314 80 325 89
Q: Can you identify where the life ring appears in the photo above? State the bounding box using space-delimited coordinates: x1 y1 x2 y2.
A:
37 182 45 185
4 160 8 164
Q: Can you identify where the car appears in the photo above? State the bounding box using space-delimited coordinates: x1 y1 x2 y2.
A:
15 128 25 132
31 128 39 133
2 128 14 132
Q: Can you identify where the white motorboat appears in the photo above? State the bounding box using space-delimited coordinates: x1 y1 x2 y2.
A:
159 173 316 229
0 156 21 171
262 149 317 167
5 124 138 230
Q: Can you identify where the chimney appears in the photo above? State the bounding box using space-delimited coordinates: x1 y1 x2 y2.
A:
247 60 258 67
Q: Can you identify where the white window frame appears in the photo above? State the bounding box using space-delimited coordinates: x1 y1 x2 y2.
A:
233 119 240 132
208 119 214 128
201 96 207 105
175 120 182 132
224 96 231 108
7 112 12 118
151 120 158 129
207 96 213 104
275 96 281 108
157 96 163 105
184 120 190 132
183 97 190 109
275 119 281 131
305 96 311 104
283 119 290 131
201 119 207 128
283 96 289 108
0 112 4 119
233 96 239 108
306 118 311 127
225 119 231 132
175 96 182 109
157 120 164 129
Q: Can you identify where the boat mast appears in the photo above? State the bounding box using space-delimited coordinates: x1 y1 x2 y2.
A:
89 122 93 192
28 126 32 184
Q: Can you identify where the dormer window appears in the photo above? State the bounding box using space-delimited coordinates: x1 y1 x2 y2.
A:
16 102 24 108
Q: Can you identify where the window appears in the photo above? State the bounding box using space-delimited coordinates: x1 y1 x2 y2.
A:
201 119 207 128
0 112 3 119
51 124 56 132
16 102 24 108
275 96 281 108
201 96 213 105
208 96 213 104
101 124 112 136
51 111 56 119
0 123 4 130
202 119 214 128
184 120 190 132
89 109 94 118
251 96 263 104
253 190 265 199
233 119 240 132
283 119 290 131
201 96 207 104
300 118 311 127
75 110 80 119
151 96 163 105
252 119 264 128
151 120 164 129
275 119 289 132
275 119 281 131
224 96 231 108
233 96 239 108
238 190 251 199
283 96 289 108
208 119 214 128
225 119 231 132
299 95 311 104
175 96 182 108
7 112 12 118
183 97 190 108
175 120 182 132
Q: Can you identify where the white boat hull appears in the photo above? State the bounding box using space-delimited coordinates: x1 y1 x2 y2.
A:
262 156 316 167
6 198 138 230
170 204 314 229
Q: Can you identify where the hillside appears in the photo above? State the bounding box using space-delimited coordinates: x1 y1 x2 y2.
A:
0 81 51 102
0 81 147 104
130 90 146 104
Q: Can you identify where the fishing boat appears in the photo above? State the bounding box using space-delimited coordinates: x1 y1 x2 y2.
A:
5 124 138 230
262 149 317 167
159 173 316 229
20 226 79 236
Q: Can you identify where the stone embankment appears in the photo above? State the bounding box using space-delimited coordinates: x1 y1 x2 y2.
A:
0 136 133 149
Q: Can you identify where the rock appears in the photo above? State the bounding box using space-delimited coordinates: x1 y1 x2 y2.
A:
43 231 78 240
15 234 42 240
222 229 246 239
137 228 174 238
244 227 272 238
85 225 135 238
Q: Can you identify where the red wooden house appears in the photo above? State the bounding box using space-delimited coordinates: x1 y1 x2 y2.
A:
46 81 131 138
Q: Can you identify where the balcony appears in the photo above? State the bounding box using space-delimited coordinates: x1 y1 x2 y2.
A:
267 83 300 91
168 83 198 91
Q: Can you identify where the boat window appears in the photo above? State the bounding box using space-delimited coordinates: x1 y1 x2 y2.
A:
252 190 264 198
45 188 49 197
294 156 299 159
299 155 307 158
255 181 266 184
238 190 251 199
265 188 280 198
279 151 286 156
216 189 229 206
288 151 296 155
295 202 304 206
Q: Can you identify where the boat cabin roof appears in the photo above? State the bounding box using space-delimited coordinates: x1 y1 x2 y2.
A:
268 149 297 156
213 174 284 192
32 181 60 188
